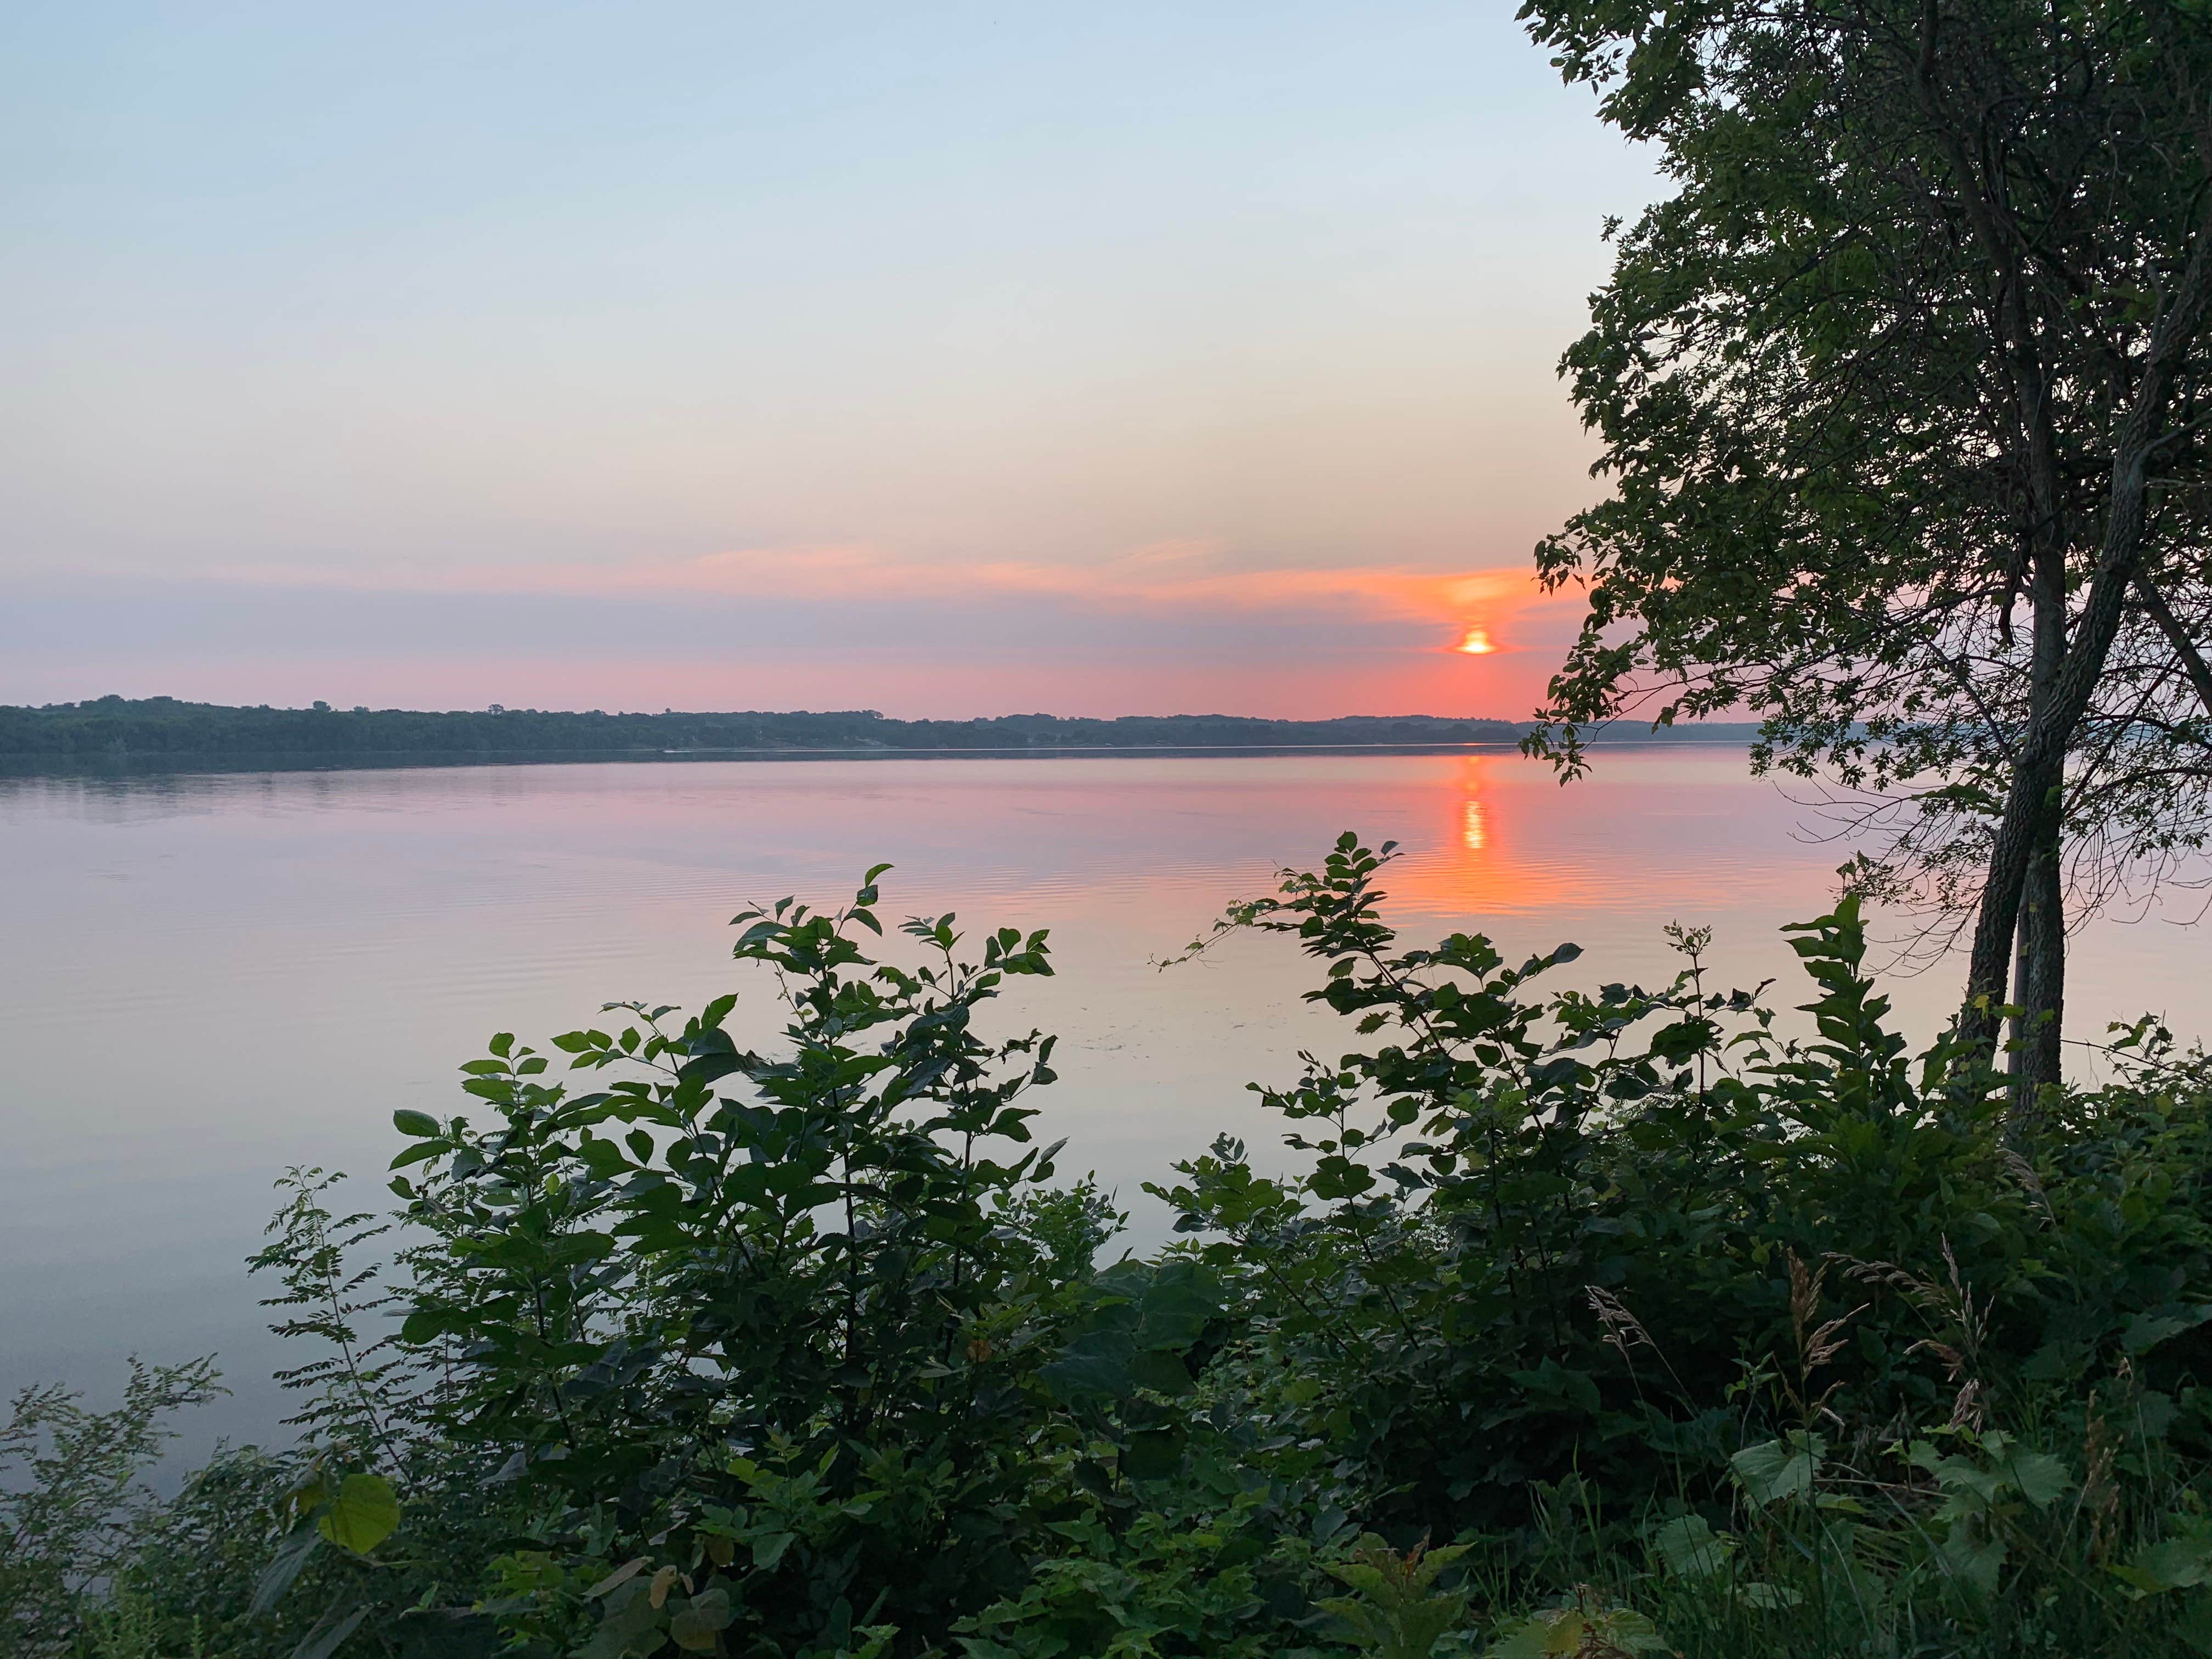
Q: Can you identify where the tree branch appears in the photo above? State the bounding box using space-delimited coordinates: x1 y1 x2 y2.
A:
2134 570 2212 720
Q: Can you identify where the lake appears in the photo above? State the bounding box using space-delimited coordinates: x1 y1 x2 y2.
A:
4 748 2204 1452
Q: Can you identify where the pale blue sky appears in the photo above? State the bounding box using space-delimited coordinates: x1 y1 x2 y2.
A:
2 2 1656 715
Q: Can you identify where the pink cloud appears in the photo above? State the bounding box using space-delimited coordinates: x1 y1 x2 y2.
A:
211 543 1569 657
22 650 1565 723
14 541 1598 718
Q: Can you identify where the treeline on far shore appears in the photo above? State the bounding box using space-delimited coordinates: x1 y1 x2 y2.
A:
0 695 1759 761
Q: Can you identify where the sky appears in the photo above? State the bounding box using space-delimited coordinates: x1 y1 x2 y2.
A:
1 2 1659 719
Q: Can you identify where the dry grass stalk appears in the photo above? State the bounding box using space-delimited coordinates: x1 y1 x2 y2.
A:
2000 1147 2055 1221
1586 1285 1654 1362
1834 1238 1989 1430
2082 1397 2119 1561
1783 1249 1865 1429
1585 1284 1691 1398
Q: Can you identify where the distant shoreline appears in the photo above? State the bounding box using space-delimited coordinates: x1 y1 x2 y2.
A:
0 697 1762 775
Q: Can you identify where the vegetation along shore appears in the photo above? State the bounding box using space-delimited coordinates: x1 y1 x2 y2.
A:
13 0 2212 1653
0 698 1759 766
9 838 2212 1658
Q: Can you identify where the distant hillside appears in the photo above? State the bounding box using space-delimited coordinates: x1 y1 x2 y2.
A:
0 696 1758 761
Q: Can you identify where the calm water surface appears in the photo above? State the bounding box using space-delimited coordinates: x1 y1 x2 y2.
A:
4 750 2204 1451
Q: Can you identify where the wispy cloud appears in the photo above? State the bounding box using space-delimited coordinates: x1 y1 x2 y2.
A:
209 543 1564 654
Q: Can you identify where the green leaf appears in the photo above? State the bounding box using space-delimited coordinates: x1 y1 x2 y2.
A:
317 1472 401 1554
1133 1262 1224 1348
2118 1537 2212 1594
388 1141 445 1170
751 1531 796 1570
584 1559 650 1600
392 1109 439 1137
668 1589 734 1652
1488 1604 1666 1657
1510 1356 1601 1415
2003 1449 2073 1508
1940 1525 2006 1595
1119 1426 1188 1482
2124 1308 2212 1355
400 1307 460 1345
1650 1514 1732 1579
289 1604 368 1659
575 1582 666 1659
250 1527 321 1617
1039 1330 1135 1401
1125 1348 1196 1396
1737 1583 1803 1610
1730 1434 1822 1507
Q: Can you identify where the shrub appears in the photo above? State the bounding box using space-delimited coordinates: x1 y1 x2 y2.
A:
0 1361 221 1659
17 838 2212 1658
1148 834 2212 1651
379 876 1092 1658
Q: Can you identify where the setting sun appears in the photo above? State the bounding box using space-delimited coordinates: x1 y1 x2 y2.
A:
1454 627 1496 654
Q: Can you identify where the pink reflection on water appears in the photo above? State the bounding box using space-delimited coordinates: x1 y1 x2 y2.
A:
3 749 2208 1459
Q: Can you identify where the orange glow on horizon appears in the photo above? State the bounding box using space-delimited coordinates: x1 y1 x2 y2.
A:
129 551 1591 720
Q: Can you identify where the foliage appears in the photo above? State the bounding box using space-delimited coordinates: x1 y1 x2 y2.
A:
1513 0 2212 1075
379 874 1094 1658
248 1170 409 1464
0 1361 222 1659
15 840 2212 1659
1317 1538 1471 1659
1151 834 2212 1649
0 697 1523 764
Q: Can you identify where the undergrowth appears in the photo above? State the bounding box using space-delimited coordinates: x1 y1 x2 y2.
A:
8 836 2212 1657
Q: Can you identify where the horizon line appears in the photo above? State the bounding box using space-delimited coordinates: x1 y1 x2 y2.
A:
13 696 1765 730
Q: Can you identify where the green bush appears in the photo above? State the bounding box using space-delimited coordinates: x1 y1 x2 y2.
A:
13 838 2212 1658
1144 835 2212 1653
1 1361 222 1659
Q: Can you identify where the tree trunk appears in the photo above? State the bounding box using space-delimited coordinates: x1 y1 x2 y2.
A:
2007 435 2070 1109
2008 801 2065 1115
1961 207 2212 1059
1905 18 2212 1069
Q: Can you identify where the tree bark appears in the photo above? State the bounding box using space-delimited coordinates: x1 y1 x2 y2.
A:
2008 488 2069 1109
2008 798 2065 1114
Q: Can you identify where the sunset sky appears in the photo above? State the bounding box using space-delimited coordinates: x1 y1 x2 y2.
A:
3 3 1657 718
